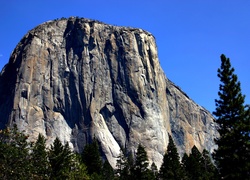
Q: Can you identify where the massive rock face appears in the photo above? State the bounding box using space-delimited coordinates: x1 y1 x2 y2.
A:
0 17 218 168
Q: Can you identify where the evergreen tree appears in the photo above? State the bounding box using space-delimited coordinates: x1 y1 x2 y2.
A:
0 127 90 180
127 152 135 178
189 146 204 180
115 149 130 180
0 125 32 179
182 147 219 180
181 153 190 180
182 146 203 180
201 149 218 180
69 153 90 180
134 144 150 180
48 137 73 179
149 162 158 180
81 138 102 177
102 160 115 180
213 54 250 179
159 134 183 180
30 134 51 179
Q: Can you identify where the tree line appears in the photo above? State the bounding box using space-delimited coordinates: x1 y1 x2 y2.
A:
0 54 249 179
0 124 217 180
115 135 218 180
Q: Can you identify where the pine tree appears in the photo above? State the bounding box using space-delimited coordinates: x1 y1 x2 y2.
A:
48 137 73 179
149 162 158 180
115 149 130 180
69 153 90 180
102 160 115 180
134 144 150 180
30 134 51 179
127 152 135 178
181 153 190 180
181 147 219 180
81 138 102 176
201 149 218 180
189 146 204 179
116 149 128 179
159 134 184 180
0 125 32 179
213 54 250 179
182 146 203 180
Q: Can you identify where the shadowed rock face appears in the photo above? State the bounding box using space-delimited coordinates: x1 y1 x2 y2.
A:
0 17 218 168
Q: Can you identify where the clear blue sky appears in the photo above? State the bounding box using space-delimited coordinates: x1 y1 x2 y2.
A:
0 0 249 113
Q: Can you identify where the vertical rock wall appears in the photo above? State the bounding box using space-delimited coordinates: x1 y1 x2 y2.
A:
0 17 218 168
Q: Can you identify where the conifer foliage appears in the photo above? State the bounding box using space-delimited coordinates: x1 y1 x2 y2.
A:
48 137 74 179
182 146 218 180
213 54 250 179
182 146 205 180
201 149 218 180
30 134 51 179
0 125 31 179
115 145 157 180
134 144 150 180
0 127 91 180
102 160 115 180
159 134 184 180
81 138 103 177
0 125 221 180
116 149 131 180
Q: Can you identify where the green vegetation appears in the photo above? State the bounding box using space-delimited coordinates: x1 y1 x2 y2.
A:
31 134 51 179
49 137 75 179
115 148 131 179
0 125 32 179
182 146 218 180
159 134 184 180
115 144 157 180
0 125 219 180
213 54 250 179
0 126 90 180
81 138 102 178
134 144 150 179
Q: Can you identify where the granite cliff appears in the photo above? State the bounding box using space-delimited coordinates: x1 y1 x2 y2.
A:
0 17 218 168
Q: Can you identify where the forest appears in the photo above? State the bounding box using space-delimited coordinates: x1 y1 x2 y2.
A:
0 54 249 180
0 125 217 180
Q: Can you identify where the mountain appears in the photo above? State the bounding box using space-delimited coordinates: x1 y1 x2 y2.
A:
0 17 218 168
